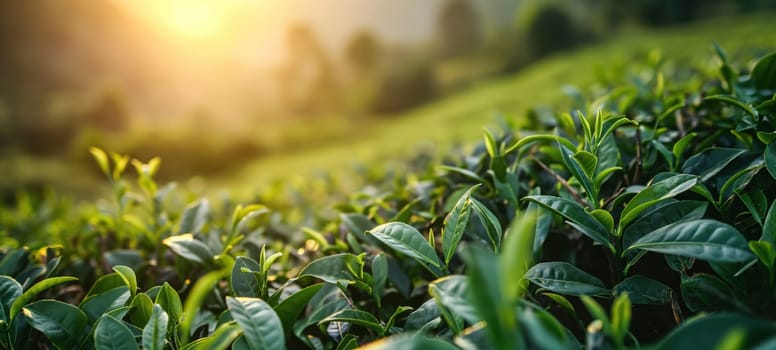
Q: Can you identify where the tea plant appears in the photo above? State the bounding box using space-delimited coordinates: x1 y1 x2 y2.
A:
1 45 776 349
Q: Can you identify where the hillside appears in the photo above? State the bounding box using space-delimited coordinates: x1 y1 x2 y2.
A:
214 13 776 195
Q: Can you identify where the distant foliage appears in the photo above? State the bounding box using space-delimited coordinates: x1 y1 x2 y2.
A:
436 0 481 58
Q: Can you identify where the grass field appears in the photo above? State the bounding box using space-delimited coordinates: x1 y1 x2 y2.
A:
213 13 776 195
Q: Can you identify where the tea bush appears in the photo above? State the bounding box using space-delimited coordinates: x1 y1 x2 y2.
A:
2 45 776 349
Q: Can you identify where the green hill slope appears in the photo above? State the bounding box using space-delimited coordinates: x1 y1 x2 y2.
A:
216 13 776 194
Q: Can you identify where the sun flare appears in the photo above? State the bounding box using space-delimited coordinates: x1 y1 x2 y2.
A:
165 2 223 38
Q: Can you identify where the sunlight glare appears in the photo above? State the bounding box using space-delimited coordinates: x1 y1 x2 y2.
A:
154 1 229 40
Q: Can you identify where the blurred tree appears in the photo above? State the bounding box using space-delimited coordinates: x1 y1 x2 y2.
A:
518 2 584 60
343 30 381 114
374 59 436 114
277 24 341 115
345 30 379 75
436 0 481 58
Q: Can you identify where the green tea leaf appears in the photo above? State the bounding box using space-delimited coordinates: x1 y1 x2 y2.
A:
127 293 153 327
525 262 609 296
524 195 613 251
163 234 215 266
682 148 747 182
230 257 261 297
359 333 459 350
465 247 522 350
749 241 775 270
442 186 475 264
178 199 210 234
94 314 138 350
752 52 776 90
23 300 87 350
765 142 776 181
618 174 698 234
762 200 776 244
0 276 22 325
612 275 672 305
656 313 776 349
80 286 131 322
622 200 708 250
274 283 323 334
626 220 754 262
368 222 442 269
89 147 110 178
428 275 479 325
142 305 169 350
404 299 440 331
188 323 242 350
226 297 285 350
10 276 77 321
180 270 225 344
471 198 503 251
155 282 182 324
319 309 383 334
296 253 365 285
112 265 137 297
372 254 388 301
610 293 631 347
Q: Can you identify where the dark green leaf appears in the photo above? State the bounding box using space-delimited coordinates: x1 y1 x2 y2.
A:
524 195 613 251
525 262 609 296
360 333 459 350
274 283 323 333
682 148 747 182
372 254 388 300
368 223 442 269
618 174 698 234
0 276 22 325
80 286 131 322
680 274 739 313
296 253 364 284
612 275 671 305
230 257 261 297
318 309 383 334
471 198 503 251
178 199 210 234
622 200 708 249
155 282 182 324
404 299 440 331
765 142 776 181
23 300 87 350
762 200 776 244
94 314 138 350
752 52 776 90
226 297 285 350
162 234 215 266
127 293 153 328
657 313 776 349
428 275 479 324
142 305 168 350
626 220 754 262
10 276 77 321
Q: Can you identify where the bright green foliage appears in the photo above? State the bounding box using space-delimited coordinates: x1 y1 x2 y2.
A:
4 44 776 350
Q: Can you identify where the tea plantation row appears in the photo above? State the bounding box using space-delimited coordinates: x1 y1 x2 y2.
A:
2 45 776 349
